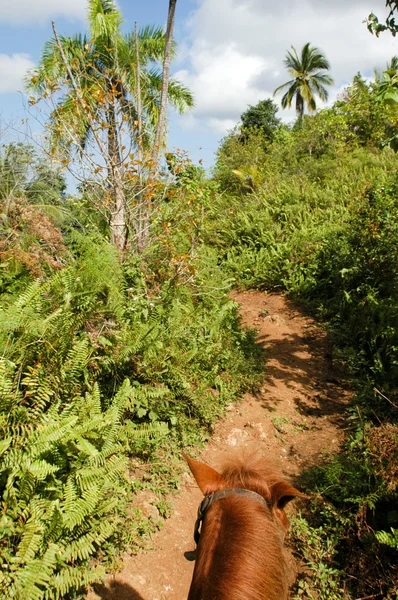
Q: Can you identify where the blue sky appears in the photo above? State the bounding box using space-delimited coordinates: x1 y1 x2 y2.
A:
0 0 396 183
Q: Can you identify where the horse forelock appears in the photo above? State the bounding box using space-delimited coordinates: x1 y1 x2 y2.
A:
219 455 290 506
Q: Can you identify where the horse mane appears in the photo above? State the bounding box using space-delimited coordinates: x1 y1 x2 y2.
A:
187 454 299 600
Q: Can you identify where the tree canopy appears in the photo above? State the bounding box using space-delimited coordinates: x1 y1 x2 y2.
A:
240 99 281 142
26 0 193 251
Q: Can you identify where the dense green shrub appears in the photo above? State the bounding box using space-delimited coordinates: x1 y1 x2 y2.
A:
2 62 397 600
305 177 398 393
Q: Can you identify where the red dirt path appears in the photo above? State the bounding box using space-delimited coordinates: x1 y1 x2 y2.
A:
87 291 351 600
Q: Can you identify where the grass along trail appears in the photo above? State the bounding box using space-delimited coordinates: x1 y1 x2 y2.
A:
87 291 352 600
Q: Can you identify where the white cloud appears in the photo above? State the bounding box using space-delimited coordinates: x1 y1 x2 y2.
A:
0 0 86 24
175 43 268 119
178 113 203 133
0 54 35 94
180 0 397 134
207 117 238 135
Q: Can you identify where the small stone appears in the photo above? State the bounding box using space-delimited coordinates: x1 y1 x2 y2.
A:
227 428 249 447
263 315 286 325
252 422 267 440
130 574 146 587
131 490 161 524
141 501 161 524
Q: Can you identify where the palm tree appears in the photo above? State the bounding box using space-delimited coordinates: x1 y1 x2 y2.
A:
274 43 333 118
28 1 192 150
385 55 398 76
27 0 193 250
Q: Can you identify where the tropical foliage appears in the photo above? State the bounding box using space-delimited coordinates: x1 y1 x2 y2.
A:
240 99 282 143
0 163 262 598
28 1 192 150
2 0 398 597
375 55 398 105
367 0 398 36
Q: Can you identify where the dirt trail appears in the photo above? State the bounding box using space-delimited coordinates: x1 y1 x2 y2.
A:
88 291 351 600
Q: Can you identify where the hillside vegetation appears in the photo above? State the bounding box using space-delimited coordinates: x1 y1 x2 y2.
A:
209 73 398 598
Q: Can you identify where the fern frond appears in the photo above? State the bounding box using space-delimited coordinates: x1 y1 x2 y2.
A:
0 437 12 456
61 337 90 385
62 484 100 530
13 279 43 311
85 382 102 415
14 519 43 565
29 416 79 455
375 527 398 549
12 543 58 600
128 422 169 440
29 459 60 480
48 564 106 599
60 521 115 562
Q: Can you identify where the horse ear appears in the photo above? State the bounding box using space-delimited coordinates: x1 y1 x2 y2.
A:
183 452 225 495
272 481 308 509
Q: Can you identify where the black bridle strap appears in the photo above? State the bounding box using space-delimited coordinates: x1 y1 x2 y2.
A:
193 488 269 545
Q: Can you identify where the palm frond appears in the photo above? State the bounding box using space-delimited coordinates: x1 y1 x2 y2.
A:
273 79 296 97
27 35 87 94
280 81 300 110
310 77 331 103
88 0 123 42
167 79 195 112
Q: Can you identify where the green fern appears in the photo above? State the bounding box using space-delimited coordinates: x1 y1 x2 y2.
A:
375 527 398 549
60 521 115 562
48 565 106 600
60 337 90 388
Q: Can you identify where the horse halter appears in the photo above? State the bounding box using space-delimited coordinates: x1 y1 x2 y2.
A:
193 488 269 545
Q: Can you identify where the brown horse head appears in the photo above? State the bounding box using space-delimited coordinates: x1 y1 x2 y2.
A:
184 452 307 600
184 452 305 534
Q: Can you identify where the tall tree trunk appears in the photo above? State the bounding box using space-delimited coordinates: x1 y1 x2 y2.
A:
108 98 126 251
137 0 177 253
135 21 145 253
151 0 177 172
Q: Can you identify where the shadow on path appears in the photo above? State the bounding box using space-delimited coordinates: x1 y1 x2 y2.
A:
92 581 146 600
251 328 349 428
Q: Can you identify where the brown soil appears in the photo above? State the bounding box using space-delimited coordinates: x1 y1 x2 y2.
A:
87 291 352 600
